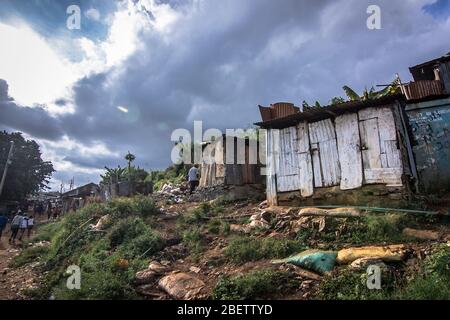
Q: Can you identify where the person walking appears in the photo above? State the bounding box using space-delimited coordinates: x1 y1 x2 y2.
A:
18 213 29 241
27 215 35 238
9 212 23 244
188 164 200 194
0 212 7 241
46 201 52 220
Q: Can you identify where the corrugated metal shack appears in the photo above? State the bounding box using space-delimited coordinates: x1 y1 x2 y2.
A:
256 95 417 207
255 53 450 206
61 182 100 213
406 97 450 194
199 135 263 187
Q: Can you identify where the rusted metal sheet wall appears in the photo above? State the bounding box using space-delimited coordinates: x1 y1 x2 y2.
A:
406 97 450 194
403 80 445 100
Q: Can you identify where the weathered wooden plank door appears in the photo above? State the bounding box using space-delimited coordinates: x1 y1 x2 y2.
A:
266 129 278 206
358 107 403 186
308 119 341 187
296 122 314 197
335 113 363 190
276 126 302 192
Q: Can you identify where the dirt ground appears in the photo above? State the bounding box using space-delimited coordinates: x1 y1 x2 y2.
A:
0 214 46 300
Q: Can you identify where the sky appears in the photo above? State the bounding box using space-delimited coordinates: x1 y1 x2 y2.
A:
0 0 450 191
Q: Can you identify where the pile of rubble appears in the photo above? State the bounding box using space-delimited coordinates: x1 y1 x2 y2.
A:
156 183 188 204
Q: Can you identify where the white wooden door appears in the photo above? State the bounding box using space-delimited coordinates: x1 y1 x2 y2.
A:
335 113 363 190
358 107 403 186
276 126 302 192
296 122 314 197
308 119 341 187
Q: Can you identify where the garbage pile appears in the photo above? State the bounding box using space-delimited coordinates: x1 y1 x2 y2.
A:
156 183 188 204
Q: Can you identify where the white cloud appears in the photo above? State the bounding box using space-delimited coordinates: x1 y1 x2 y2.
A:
0 22 76 106
85 8 101 21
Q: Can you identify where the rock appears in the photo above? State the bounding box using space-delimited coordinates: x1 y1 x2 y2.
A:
135 284 166 298
230 224 245 233
148 261 169 274
260 210 274 222
349 257 387 269
249 214 260 222
258 200 268 209
337 245 406 264
189 266 201 274
158 272 206 300
299 207 361 218
248 219 270 230
402 228 441 241
135 269 157 285
160 260 171 266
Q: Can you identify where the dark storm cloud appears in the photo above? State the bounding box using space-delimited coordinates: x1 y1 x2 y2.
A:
1 0 450 187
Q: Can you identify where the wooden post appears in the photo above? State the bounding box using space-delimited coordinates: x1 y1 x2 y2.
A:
266 129 278 206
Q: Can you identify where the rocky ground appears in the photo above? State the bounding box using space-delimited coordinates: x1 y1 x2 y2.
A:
0 230 43 299
1 184 449 300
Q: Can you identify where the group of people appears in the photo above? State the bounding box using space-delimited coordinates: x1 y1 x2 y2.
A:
34 200 59 220
0 210 34 244
0 200 62 246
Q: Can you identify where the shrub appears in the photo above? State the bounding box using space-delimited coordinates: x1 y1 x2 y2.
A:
207 219 230 235
183 228 204 256
224 237 306 263
213 269 296 300
19 198 164 300
31 221 64 242
106 196 158 219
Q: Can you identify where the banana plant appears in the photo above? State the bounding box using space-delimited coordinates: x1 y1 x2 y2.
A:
100 166 127 184
342 78 400 102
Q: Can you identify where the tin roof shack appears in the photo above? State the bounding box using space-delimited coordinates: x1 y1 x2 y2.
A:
198 135 265 201
407 52 450 98
61 182 100 213
401 54 450 198
256 95 416 207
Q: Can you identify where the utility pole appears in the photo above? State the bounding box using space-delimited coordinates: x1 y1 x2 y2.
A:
0 141 15 198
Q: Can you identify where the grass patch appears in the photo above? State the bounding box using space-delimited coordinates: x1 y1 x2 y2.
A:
224 236 307 263
213 269 297 300
317 244 450 300
182 228 204 260
18 196 165 300
207 219 230 236
9 246 50 268
296 213 426 248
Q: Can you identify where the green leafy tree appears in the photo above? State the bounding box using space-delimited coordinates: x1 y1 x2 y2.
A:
0 131 54 201
100 166 127 184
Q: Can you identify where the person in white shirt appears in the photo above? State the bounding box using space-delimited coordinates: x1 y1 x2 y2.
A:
18 214 29 241
27 216 35 238
188 165 200 194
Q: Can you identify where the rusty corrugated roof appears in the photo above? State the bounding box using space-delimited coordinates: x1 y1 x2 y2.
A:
254 94 405 129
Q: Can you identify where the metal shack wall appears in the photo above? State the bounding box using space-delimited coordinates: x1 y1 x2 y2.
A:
406 97 450 194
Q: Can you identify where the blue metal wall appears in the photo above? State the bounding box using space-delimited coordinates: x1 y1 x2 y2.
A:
406 97 450 194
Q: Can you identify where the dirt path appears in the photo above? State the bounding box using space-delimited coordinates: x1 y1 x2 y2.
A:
0 214 47 300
